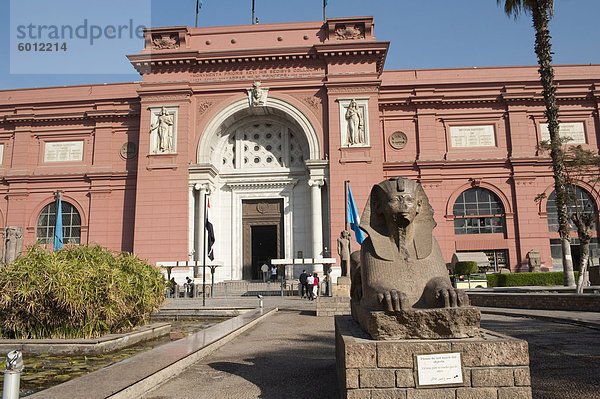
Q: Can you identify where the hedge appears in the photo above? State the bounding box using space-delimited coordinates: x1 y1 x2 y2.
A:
454 261 479 276
0 244 165 339
486 271 580 287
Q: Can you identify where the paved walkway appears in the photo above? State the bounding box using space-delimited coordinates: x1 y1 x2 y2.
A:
144 297 337 399
143 297 600 399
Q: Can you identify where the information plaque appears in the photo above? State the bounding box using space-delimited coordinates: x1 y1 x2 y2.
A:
416 352 463 387
450 126 495 148
540 122 586 144
44 141 84 162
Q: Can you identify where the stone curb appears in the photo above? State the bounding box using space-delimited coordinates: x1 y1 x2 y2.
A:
0 323 171 355
27 307 277 399
480 308 600 331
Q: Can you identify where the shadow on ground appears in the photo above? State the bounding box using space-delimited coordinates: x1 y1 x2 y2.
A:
482 315 600 399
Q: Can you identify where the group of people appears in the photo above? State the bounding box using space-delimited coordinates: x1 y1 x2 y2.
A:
299 269 320 300
260 262 280 282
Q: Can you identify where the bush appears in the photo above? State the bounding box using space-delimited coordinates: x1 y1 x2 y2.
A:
486 271 579 287
454 261 479 276
0 244 165 339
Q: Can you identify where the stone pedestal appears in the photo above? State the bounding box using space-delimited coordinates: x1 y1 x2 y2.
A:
351 300 481 340
336 315 532 399
333 276 351 297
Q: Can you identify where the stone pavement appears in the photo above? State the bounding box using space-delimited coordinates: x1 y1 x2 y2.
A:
143 296 600 399
144 296 337 399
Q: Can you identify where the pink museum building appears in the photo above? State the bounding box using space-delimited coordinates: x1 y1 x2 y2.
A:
1 17 599 280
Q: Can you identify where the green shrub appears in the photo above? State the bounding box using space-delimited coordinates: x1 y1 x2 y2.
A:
486 271 580 287
0 244 165 339
454 261 479 276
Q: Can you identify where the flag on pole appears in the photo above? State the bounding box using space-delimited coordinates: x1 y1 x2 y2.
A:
197 0 202 11
53 192 63 251
324 0 328 6
205 197 215 260
347 185 365 245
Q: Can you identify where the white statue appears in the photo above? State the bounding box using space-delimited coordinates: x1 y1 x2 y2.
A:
249 81 268 106
150 106 174 153
345 99 364 145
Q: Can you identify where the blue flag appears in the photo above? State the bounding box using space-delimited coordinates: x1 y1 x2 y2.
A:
54 193 63 251
347 185 365 245
324 0 328 6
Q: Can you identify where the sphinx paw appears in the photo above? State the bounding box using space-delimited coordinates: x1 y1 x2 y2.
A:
377 289 408 312
435 287 468 308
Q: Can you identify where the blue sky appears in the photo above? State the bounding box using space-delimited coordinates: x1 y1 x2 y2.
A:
2 0 599 90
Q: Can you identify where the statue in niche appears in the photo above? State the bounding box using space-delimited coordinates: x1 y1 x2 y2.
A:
3 227 23 264
345 99 365 145
337 230 352 277
351 177 479 339
149 106 174 154
249 81 268 107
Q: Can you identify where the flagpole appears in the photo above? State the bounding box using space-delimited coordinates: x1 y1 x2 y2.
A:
195 0 199 28
202 191 208 306
323 0 326 21
252 0 255 24
344 180 349 231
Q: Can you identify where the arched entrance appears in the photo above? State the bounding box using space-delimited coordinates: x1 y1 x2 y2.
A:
190 97 328 281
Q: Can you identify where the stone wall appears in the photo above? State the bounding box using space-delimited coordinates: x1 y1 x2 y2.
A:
317 296 351 317
335 315 532 399
468 292 600 312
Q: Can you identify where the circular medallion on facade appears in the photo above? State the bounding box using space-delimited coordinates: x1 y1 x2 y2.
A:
257 203 268 214
389 131 408 150
120 142 138 159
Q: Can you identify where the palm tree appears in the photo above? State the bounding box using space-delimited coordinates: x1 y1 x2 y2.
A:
498 0 575 286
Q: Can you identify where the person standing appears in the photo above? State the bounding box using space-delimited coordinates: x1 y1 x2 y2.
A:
299 269 309 298
306 273 315 300
270 264 278 282
261 262 269 282
313 273 320 299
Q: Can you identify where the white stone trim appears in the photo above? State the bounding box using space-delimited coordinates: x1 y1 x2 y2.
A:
197 96 321 163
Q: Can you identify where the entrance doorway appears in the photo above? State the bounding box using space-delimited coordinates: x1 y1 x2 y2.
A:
251 225 278 280
242 199 283 280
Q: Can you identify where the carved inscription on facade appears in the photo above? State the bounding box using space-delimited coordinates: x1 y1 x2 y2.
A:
44 141 84 162
191 66 323 82
449 126 496 148
540 122 586 144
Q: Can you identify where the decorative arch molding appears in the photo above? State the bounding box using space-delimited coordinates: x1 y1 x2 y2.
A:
27 194 88 236
196 96 321 164
445 181 513 219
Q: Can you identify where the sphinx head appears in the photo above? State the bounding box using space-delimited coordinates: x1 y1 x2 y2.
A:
372 178 434 228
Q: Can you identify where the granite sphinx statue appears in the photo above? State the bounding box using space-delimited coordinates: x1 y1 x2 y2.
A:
350 177 479 339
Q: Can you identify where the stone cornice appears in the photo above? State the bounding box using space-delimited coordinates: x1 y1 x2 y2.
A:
1 109 138 124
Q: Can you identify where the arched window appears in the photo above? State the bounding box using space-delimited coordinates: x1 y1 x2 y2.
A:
546 186 597 232
453 188 505 234
36 201 81 244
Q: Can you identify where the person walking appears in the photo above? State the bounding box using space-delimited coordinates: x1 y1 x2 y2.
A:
299 269 309 298
313 273 319 299
306 273 315 300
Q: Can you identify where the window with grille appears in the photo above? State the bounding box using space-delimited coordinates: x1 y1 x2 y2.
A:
546 186 597 232
36 201 81 244
453 188 505 235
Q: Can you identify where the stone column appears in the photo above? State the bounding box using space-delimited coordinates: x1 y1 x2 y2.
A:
309 178 324 273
